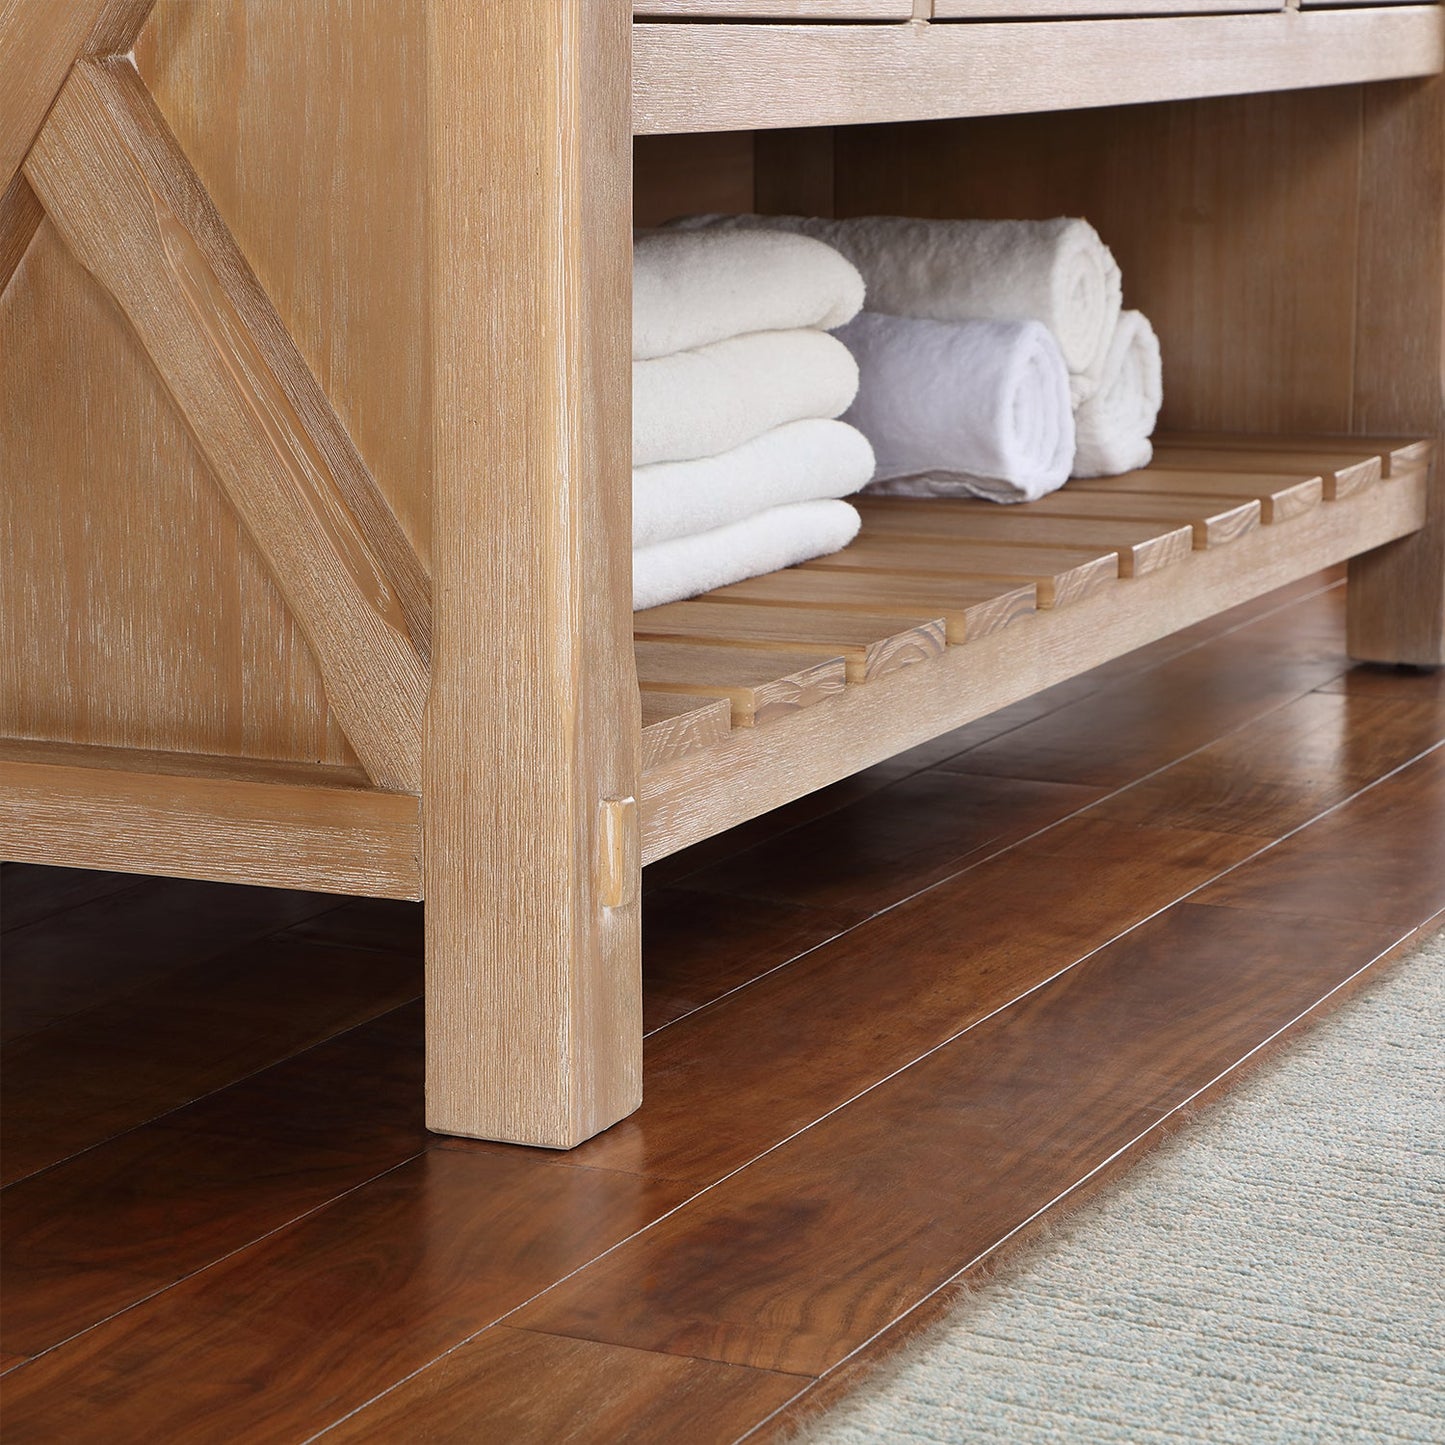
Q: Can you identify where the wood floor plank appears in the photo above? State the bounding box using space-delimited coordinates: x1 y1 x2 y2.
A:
1317 663 1445 701
1088 691 1445 837
1195 745 1445 928
634 642 847 726
0 877 344 1042
0 863 142 935
680 770 1105 919
635 601 947 684
1 935 421 1185
853 500 1195 578
641 888 855 1032
807 536 1120 609
0 1153 690 1445
707 569 1037 644
481 820 1257 1185
937 585 1354 787
1068 467 1325 523
642 691 735 770
320 1326 807 1445
512 902 1403 1376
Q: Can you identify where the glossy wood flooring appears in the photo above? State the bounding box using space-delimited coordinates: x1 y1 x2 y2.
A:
3 571 1443 1443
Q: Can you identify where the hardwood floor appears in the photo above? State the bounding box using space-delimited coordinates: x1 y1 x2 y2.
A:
2 571 1441 1443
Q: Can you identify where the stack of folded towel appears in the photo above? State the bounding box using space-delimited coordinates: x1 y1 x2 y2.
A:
631 230 874 610
679 214 1163 499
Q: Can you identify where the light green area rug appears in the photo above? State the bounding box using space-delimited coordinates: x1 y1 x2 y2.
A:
811 928 1445 1445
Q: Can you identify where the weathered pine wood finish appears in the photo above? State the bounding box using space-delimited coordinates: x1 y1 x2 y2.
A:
1 1 1441 1146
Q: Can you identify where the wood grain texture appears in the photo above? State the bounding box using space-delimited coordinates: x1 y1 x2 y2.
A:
935 0 1276 12
23 60 430 791
632 9 1444 133
854 499 1195 578
1088 689 1445 837
0 172 41 292
515 901 1402 1375
708 570 1037 645
946 488 1263 550
1 934 422 1186
423 0 642 1146
134 0 434 563
807 537 1121 609
635 643 848 726
322 1326 807 1445
833 87 1369 438
1346 77 1445 666
1 216 357 767
1151 443 1381 501
1068 466 1325 523
638 0 908 12
0 1153 689 1445
639 471 1425 862
0 0 151 189
636 602 947 684
642 692 735 770
545 820 1258 1184
0 745 421 899
1197 744 1445 927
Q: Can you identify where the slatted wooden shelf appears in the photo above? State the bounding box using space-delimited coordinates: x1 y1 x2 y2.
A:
634 434 1432 860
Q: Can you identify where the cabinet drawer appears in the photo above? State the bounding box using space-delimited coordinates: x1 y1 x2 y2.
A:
635 1 914 15
933 0 1280 14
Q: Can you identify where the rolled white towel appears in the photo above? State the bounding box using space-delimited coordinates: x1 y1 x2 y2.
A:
837 313 1075 504
1071 310 1163 479
678 213 1122 406
634 419 875 548
633 499 861 611
634 328 860 468
634 229 865 361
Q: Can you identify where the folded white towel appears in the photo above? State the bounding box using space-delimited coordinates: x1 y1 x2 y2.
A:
633 499 862 611
633 328 860 468
679 213 1122 406
633 418 875 548
633 229 865 362
837 313 1075 504
1071 310 1163 479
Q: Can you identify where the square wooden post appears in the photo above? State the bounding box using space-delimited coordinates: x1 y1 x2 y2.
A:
1346 76 1445 667
423 0 642 1146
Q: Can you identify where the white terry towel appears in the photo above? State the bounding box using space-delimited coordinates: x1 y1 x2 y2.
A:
838 313 1075 504
634 418 875 548
633 328 860 468
633 499 861 611
634 229 865 361
679 213 1122 406
1071 310 1163 479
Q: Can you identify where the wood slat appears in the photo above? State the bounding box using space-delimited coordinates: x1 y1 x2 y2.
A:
640 466 1426 863
854 498 1195 579
807 536 1121 609
1151 443 1382 501
0 743 421 899
635 643 847 727
635 601 947 684
1012 489 1263 549
707 570 1037 644
1156 432 1433 478
641 692 734 771
1068 466 1325 523
23 60 431 791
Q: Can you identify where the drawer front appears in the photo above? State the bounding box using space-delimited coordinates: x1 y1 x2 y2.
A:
636 1 915 15
932 0 1280 13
